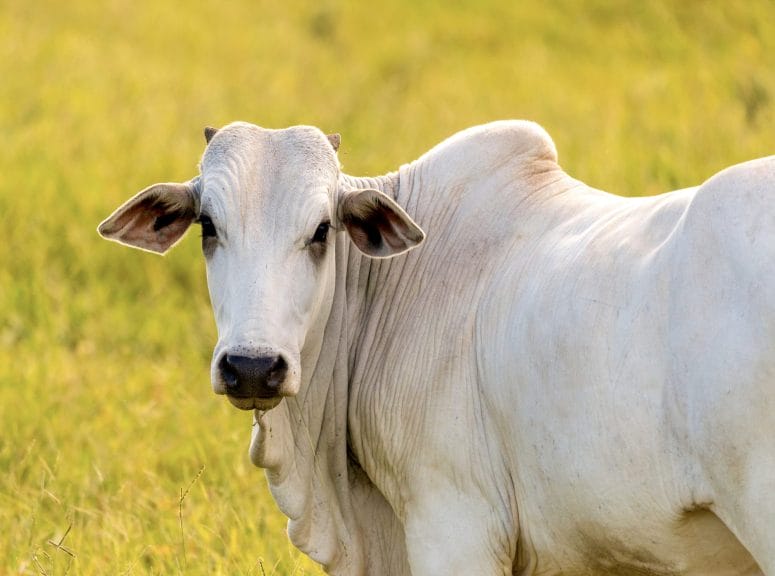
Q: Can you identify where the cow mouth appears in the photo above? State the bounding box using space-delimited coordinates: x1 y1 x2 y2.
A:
226 395 283 411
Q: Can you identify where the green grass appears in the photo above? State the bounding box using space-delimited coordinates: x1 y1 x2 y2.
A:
1 0 773 573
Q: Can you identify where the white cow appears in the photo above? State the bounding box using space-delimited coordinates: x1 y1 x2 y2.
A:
99 120 775 575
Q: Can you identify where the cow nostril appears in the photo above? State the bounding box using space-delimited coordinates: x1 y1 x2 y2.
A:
219 355 240 391
266 355 288 390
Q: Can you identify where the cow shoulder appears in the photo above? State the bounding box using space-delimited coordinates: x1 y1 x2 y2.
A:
683 156 775 291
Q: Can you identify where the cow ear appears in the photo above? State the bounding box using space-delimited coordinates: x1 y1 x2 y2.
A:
338 188 425 258
98 181 199 254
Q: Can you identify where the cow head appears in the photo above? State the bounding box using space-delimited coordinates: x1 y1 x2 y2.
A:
99 122 425 411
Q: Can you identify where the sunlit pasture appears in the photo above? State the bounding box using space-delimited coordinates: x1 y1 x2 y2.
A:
1 1 773 573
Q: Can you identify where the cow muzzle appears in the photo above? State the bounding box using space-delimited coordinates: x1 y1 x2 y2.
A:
218 353 289 411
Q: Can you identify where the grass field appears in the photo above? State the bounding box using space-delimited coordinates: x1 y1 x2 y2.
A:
1 1 774 573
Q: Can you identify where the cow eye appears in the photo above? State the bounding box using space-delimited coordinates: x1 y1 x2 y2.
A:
198 214 217 238
311 221 330 244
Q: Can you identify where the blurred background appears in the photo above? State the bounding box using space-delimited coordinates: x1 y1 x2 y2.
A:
1 0 773 573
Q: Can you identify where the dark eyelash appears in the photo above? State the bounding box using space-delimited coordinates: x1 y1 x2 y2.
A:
310 221 330 244
198 214 217 238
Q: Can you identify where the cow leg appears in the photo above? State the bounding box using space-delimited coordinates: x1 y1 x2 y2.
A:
402 487 514 576
710 477 775 574
693 399 775 573
681 331 775 573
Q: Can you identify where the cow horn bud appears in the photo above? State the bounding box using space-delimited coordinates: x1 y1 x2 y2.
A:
204 126 218 143
327 133 341 152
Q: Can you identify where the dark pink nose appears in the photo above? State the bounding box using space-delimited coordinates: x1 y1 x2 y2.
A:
219 354 288 398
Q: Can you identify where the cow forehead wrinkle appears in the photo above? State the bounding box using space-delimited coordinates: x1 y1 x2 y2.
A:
203 123 338 175
201 132 338 229
201 158 248 202
203 141 335 213
221 189 335 248
201 155 266 242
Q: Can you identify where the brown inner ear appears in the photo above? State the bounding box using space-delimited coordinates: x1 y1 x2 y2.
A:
345 213 382 251
342 199 408 252
114 195 195 246
153 209 188 231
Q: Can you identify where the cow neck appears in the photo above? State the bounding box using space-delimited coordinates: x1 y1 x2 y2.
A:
337 169 413 574
336 171 412 396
